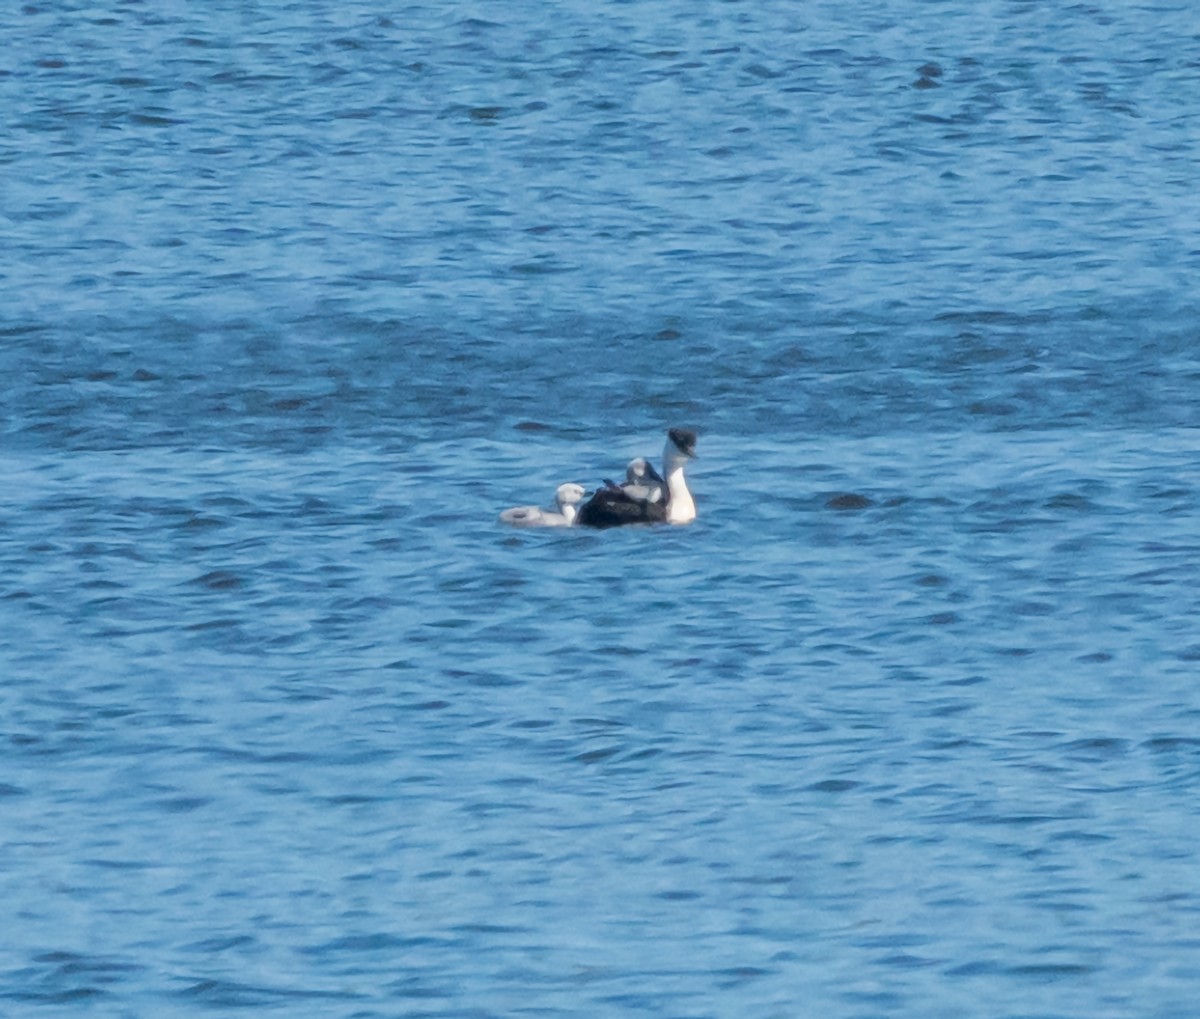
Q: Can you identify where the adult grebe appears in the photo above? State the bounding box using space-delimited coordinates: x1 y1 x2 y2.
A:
499 482 587 528
576 428 697 529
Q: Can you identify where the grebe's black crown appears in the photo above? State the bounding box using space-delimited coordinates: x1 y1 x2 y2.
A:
667 428 697 458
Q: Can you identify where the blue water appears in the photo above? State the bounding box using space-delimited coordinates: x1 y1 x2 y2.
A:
2 1 1199 1015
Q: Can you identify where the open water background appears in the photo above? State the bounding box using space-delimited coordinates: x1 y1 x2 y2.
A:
2 1 1199 1016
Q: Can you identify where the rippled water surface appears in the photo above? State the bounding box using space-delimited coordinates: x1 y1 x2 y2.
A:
3 1 1199 1015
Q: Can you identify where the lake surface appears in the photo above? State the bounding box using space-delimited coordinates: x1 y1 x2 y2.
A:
2 1 1199 1015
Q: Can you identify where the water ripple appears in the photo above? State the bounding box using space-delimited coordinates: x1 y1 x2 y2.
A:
1 0 1198 1016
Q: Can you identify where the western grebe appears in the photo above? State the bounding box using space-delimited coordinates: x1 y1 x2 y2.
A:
577 428 697 529
499 482 587 528
602 457 666 505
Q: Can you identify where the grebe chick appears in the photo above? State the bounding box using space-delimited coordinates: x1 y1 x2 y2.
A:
619 457 666 504
499 482 587 528
577 428 697 529
601 457 666 504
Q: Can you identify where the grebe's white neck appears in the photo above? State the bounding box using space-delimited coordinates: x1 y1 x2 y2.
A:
662 436 696 525
554 483 586 526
